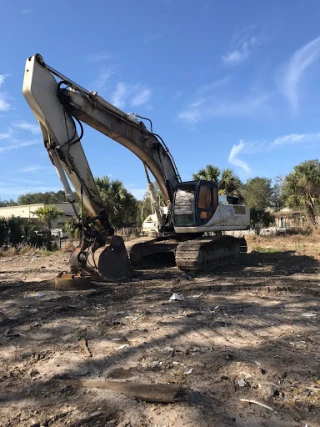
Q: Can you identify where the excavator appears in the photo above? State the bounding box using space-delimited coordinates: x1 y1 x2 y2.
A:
22 53 250 283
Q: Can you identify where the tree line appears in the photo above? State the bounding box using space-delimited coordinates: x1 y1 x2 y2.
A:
0 159 319 244
192 160 320 230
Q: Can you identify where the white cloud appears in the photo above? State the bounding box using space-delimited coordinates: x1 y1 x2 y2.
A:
178 76 269 124
0 129 12 140
228 140 251 173
93 68 115 90
282 36 320 111
111 82 152 109
228 130 320 173
272 131 320 146
178 93 269 124
86 52 115 62
0 140 39 153
13 121 40 135
131 88 152 106
0 74 11 112
111 82 127 109
223 36 259 65
196 78 231 95
21 9 31 14
10 178 42 184
20 166 46 172
177 110 201 125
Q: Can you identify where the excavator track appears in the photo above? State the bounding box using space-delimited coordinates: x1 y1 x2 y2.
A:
175 236 247 271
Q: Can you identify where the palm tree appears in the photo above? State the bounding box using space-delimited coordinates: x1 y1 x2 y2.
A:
34 206 63 230
34 206 63 249
283 159 320 227
193 165 221 183
95 176 137 228
192 164 242 196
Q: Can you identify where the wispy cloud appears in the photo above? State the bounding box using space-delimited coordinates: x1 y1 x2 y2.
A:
178 93 270 125
195 78 231 95
111 82 127 109
223 30 260 65
144 33 163 44
86 52 115 62
13 121 40 135
0 129 12 140
93 68 115 90
0 74 11 112
10 178 42 184
20 165 46 173
228 140 251 173
0 140 39 154
228 130 320 173
131 88 152 106
178 76 270 124
111 82 152 109
271 131 320 146
282 36 320 111
21 9 31 14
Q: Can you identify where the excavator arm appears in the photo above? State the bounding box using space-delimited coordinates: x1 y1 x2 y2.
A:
22 53 182 281
23 54 180 218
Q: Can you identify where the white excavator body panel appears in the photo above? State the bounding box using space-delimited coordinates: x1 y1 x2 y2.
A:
174 204 250 233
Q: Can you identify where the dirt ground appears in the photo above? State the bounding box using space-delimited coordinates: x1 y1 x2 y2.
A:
0 235 319 427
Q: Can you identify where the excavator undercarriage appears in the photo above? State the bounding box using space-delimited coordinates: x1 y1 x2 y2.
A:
66 233 247 282
127 234 247 271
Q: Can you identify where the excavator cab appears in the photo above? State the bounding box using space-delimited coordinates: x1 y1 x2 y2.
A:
173 180 218 227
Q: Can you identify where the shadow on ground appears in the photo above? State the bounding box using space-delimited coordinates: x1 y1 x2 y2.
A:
0 249 319 426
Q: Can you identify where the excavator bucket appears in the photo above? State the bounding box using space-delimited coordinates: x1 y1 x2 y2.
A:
70 235 134 282
88 235 135 281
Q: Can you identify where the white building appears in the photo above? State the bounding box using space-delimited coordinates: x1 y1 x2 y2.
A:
0 202 74 232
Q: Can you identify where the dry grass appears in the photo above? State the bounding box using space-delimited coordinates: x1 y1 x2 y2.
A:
246 229 320 256
0 247 18 257
19 245 36 255
61 240 77 252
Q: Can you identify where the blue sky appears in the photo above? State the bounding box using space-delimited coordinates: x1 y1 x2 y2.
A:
1 0 320 201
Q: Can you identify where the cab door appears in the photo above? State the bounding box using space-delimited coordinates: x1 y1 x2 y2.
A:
195 182 218 226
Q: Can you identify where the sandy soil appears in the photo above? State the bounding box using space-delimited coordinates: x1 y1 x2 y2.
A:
0 235 319 427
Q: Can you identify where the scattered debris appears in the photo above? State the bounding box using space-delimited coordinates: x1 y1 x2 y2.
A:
79 337 92 358
237 378 246 387
184 368 193 375
4 329 22 338
240 399 274 411
57 379 185 403
117 344 129 350
302 313 317 317
169 293 184 301
34 293 45 298
191 293 203 298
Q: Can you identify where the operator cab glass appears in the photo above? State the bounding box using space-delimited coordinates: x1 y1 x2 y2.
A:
173 180 218 227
